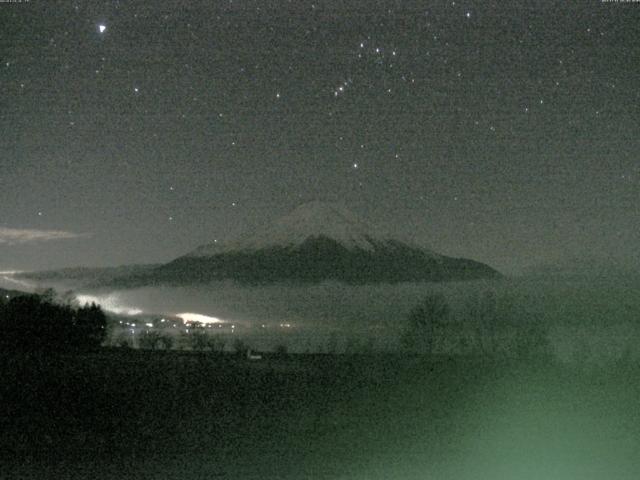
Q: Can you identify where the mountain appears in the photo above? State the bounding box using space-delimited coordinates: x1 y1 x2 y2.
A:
111 201 501 287
16 264 161 288
189 201 401 256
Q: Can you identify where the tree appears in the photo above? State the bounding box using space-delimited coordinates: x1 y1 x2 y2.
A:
138 331 174 350
273 343 288 357
206 335 225 353
0 294 106 353
232 338 249 357
465 291 499 355
114 332 133 349
401 293 450 354
189 329 210 351
139 330 163 350
72 302 107 350
1 295 71 352
159 333 174 350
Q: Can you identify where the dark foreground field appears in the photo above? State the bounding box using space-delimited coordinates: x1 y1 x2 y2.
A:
2 349 640 479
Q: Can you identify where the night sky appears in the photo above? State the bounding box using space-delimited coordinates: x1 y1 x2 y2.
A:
2 0 639 274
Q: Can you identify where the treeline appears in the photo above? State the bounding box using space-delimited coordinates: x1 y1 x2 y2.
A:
401 291 551 358
118 327 245 355
0 290 107 353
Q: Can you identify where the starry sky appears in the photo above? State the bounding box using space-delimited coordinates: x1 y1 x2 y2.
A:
1 0 639 274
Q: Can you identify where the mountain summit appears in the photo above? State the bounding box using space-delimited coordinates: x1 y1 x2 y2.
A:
189 201 420 256
111 201 500 286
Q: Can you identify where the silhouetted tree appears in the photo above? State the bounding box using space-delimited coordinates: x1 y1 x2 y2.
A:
159 333 174 350
0 294 106 353
114 332 133 349
232 338 249 357
138 331 174 350
465 291 499 355
189 329 210 351
72 303 107 350
139 331 163 350
206 335 225 352
274 343 288 357
401 293 450 354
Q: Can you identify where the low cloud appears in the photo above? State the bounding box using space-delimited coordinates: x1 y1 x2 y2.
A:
0 227 87 245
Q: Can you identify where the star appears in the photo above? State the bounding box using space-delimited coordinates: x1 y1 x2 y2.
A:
98 24 107 34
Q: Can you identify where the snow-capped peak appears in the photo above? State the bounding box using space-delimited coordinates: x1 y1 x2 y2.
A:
189 201 395 256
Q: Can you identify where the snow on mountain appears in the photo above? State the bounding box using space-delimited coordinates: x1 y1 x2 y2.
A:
100 201 500 287
189 201 424 257
12 202 501 289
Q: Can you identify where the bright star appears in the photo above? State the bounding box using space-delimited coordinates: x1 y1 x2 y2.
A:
98 24 107 33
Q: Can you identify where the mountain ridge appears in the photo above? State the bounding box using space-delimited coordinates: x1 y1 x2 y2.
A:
188 201 428 256
15 202 501 287
112 201 500 286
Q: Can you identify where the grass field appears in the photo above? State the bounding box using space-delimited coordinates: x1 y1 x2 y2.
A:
2 348 640 479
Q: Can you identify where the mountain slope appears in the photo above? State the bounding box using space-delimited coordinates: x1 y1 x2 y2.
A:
112 202 501 287
16 264 161 287
189 201 414 256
